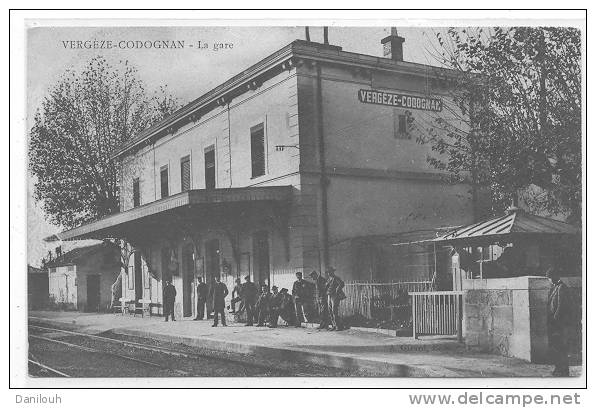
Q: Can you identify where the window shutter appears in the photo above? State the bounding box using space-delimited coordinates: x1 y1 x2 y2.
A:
160 166 169 198
250 123 265 178
132 178 140 207
180 156 191 192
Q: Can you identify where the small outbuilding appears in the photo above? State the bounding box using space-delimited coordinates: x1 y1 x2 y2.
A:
27 264 48 310
44 241 121 312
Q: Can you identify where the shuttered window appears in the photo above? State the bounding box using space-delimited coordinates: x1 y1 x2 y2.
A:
160 166 169 198
250 123 266 178
394 111 410 139
180 155 191 192
132 178 140 207
204 146 215 190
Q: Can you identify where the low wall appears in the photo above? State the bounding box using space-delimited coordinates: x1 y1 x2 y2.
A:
462 276 552 363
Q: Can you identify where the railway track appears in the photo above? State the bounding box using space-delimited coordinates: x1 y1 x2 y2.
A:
28 324 314 377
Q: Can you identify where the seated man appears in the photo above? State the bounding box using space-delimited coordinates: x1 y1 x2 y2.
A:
277 288 296 327
230 278 244 314
255 284 272 327
268 286 282 328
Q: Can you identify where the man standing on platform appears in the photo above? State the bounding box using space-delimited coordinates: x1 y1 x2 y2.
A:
193 276 208 320
292 272 312 327
163 280 176 322
209 275 229 327
547 267 571 377
326 267 345 331
310 270 329 330
241 275 258 326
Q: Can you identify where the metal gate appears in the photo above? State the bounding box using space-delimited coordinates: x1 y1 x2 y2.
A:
411 291 463 340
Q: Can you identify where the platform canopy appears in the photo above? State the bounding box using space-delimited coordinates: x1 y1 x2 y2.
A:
433 209 580 246
45 186 293 243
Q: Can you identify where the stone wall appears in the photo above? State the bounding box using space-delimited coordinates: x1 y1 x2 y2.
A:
462 276 552 363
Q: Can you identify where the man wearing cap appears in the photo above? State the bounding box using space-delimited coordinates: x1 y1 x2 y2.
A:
268 286 282 328
255 284 272 327
209 275 229 327
310 270 329 330
193 276 208 320
241 275 258 326
163 280 177 322
326 267 345 331
278 288 296 326
547 267 571 376
292 271 313 328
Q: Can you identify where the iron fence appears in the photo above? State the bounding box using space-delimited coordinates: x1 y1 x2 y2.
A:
340 280 434 320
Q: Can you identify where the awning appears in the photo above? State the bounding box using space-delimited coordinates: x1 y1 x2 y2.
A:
433 209 580 245
45 186 293 242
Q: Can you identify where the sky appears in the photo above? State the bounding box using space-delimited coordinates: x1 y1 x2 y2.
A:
26 25 443 266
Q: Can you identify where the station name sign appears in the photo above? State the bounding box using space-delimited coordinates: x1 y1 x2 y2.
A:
358 89 443 112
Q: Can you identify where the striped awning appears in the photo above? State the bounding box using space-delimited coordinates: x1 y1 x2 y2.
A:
45 186 293 242
434 209 579 244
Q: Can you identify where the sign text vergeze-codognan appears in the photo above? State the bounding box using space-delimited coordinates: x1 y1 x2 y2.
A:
358 89 442 112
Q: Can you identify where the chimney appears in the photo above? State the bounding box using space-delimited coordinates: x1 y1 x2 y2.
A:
55 245 62 258
381 27 405 61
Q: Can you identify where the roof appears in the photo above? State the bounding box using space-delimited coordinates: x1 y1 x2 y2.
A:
434 209 580 244
44 242 118 268
114 39 458 159
27 265 46 275
46 186 293 242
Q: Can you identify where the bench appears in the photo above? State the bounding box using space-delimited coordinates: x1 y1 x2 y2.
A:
133 299 152 318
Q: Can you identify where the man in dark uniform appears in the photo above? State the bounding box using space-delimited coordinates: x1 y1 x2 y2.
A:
193 276 208 320
268 286 281 328
241 275 258 326
547 267 571 376
278 288 296 326
163 280 176 322
326 267 345 331
209 275 229 327
255 284 272 327
292 272 313 327
309 270 329 330
230 278 243 314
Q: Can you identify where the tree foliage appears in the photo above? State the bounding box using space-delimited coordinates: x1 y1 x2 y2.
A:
421 27 581 223
29 56 181 228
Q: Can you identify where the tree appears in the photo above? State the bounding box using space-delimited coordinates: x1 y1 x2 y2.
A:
419 27 581 223
29 56 181 228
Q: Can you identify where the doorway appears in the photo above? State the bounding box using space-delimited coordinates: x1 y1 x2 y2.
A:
252 231 270 286
86 274 100 312
134 252 143 301
205 239 220 315
182 245 194 317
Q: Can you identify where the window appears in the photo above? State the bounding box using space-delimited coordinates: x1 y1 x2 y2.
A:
160 166 169 198
394 111 410 139
180 155 191 192
204 146 216 190
250 123 266 178
132 178 140 207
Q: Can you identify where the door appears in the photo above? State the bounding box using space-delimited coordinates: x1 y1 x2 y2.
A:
252 231 270 286
134 252 143 301
87 275 100 312
182 245 194 317
204 240 220 315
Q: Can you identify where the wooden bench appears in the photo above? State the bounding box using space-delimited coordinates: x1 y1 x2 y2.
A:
149 302 163 316
113 298 133 315
133 299 152 318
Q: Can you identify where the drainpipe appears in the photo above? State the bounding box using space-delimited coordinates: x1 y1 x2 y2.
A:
315 62 330 271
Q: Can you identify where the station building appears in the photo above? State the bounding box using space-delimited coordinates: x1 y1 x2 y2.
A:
50 32 475 319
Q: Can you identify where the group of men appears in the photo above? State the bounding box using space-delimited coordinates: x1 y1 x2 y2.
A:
182 267 345 331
